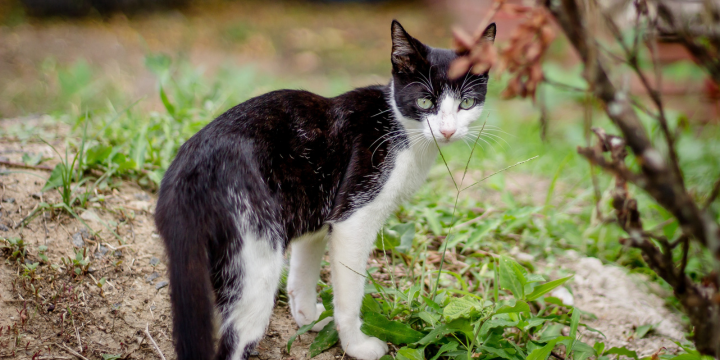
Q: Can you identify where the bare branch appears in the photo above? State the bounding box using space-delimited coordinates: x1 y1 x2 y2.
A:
544 0 719 261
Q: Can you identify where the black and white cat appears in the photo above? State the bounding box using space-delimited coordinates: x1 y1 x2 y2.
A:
155 20 496 360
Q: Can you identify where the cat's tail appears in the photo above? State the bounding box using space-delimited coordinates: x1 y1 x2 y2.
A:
155 192 216 360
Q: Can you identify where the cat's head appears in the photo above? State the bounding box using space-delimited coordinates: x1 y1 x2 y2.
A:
389 20 496 145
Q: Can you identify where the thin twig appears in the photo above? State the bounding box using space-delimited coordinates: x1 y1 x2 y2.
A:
144 323 167 360
460 156 540 192
0 160 52 171
427 118 458 191
55 343 89 360
455 208 496 229
460 120 486 187
74 324 82 353
704 177 720 211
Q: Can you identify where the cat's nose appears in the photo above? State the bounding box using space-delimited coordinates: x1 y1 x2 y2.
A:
440 129 456 139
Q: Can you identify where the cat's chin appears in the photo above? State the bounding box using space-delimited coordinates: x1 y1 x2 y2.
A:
430 137 458 146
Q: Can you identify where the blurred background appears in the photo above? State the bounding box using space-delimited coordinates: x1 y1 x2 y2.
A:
0 0 717 120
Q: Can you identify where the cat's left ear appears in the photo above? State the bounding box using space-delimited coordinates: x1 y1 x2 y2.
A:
480 23 497 43
391 20 428 74
456 23 496 56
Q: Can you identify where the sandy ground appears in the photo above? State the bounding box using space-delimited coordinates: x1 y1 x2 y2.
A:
551 252 685 357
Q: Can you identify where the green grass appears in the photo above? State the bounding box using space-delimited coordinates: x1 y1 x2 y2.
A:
7 53 720 359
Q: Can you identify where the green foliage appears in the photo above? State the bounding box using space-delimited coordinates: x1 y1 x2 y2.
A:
289 255 595 359
61 248 92 276
0 237 26 261
308 321 339 357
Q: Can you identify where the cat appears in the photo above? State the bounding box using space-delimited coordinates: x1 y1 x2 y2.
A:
154 20 496 360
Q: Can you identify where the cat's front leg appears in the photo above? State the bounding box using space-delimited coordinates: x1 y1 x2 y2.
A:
287 228 332 332
329 213 389 360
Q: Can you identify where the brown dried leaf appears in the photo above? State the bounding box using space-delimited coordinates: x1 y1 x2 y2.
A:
449 57 472 79
540 25 556 44
501 3 532 16
526 42 542 61
452 27 475 53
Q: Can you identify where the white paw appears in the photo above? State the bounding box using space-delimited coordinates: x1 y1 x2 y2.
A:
292 302 332 331
311 303 333 332
343 334 388 360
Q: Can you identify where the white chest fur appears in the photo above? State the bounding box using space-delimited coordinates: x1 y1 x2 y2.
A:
357 142 437 228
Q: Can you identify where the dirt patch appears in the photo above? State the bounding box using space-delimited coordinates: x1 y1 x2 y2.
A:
551 251 686 358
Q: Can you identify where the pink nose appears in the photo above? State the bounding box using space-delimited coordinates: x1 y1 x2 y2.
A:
440 129 456 139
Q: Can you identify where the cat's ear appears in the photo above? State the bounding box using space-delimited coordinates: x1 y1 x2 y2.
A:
480 23 497 43
391 20 427 74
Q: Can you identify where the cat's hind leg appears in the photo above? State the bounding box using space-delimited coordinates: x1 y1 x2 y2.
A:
214 231 284 360
287 227 332 332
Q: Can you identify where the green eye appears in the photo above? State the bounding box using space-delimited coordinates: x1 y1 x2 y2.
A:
460 98 476 109
416 98 432 109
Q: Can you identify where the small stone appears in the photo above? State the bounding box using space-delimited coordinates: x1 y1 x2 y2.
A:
94 245 109 258
0 224 9 231
146 272 160 283
550 287 575 306
150 257 160 266
47 304 55 312
134 192 151 201
155 281 169 290
80 227 91 238
31 193 42 200
2 197 15 204
71 232 84 247
80 210 101 223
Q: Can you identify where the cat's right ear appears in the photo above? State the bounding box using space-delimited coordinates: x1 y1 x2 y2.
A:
391 20 426 74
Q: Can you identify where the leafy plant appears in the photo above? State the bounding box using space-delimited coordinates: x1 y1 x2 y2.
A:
1 237 27 261
289 255 590 359
61 248 91 276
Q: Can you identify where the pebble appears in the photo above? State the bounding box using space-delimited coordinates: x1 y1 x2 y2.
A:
134 192 151 201
71 232 84 247
94 245 109 257
146 272 160 283
0 224 9 231
155 281 169 290
550 287 575 306
150 257 160 266
31 193 42 200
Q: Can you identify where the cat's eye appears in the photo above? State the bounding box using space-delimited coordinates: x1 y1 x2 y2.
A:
416 98 433 110
460 98 476 110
